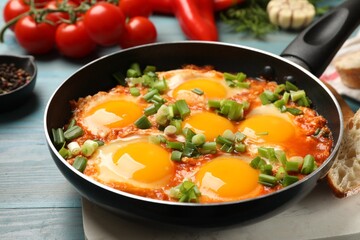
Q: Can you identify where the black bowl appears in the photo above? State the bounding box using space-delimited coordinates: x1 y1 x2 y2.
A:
0 55 37 112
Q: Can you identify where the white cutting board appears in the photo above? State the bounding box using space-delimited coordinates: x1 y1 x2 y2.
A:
82 180 360 240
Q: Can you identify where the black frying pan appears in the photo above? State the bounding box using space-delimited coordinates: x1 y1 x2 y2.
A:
44 0 360 228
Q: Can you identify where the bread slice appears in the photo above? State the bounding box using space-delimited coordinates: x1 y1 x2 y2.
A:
334 51 360 89
327 109 360 198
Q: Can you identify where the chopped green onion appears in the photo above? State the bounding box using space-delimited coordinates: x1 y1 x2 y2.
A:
191 88 204 95
171 150 183 161
282 175 299 187
275 167 286 180
144 104 158 116
274 84 285 94
64 126 84 141
134 115 152 129
290 90 306 102
275 150 287 166
285 81 298 91
52 128 65 149
175 100 191 119
183 142 199 157
59 144 71 159
228 101 244 120
301 154 316 174
200 142 217 154
235 143 246 153
222 129 235 141
112 71 126 86
282 92 290 103
148 134 167 144
169 180 201 203
260 164 273 175
143 65 156 74
166 141 184 150
73 156 88 173
164 125 177 136
168 104 178 119
192 133 206 146
127 63 141 77
151 94 166 104
67 119 76 130
81 140 99 157
207 99 221 109
259 174 277 187
143 89 159 102
285 161 299 173
250 156 266 169
216 136 233 146
152 79 168 93
286 107 303 115
237 82 250 88
67 141 81 155
170 119 182 134
234 132 246 142
93 140 104 146
183 127 196 143
155 105 169 126
220 143 234 153
130 87 140 96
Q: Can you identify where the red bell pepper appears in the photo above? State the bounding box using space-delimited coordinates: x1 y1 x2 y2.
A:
150 0 245 14
173 0 218 41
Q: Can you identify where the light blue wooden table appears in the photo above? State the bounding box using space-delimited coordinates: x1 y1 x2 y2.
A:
0 0 357 239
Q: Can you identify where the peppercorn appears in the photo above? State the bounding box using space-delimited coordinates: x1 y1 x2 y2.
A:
0 63 31 94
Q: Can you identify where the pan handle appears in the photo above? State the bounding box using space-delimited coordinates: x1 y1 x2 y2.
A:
280 0 360 77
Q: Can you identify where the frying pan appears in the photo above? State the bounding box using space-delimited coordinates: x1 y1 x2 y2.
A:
44 0 360 228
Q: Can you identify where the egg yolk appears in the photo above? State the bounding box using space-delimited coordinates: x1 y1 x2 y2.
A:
172 78 227 99
238 114 296 143
182 112 236 141
84 99 143 130
196 157 261 200
112 142 174 185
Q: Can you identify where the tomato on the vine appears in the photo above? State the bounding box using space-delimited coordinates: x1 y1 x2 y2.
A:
119 16 157 49
119 0 152 18
3 0 30 30
83 2 126 46
55 20 97 58
14 15 56 54
44 0 77 26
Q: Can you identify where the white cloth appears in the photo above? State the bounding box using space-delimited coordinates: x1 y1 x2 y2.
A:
320 31 360 100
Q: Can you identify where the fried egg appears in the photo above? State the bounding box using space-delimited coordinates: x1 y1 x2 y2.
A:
238 104 299 154
182 111 236 141
160 69 241 104
77 93 146 137
88 136 175 189
195 156 263 202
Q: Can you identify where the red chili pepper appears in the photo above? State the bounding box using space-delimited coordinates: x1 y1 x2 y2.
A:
214 0 245 11
173 0 218 41
150 0 245 14
150 0 173 14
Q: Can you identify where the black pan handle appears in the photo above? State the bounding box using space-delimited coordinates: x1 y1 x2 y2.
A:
280 0 360 77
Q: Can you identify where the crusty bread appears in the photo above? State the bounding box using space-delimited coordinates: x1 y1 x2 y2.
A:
334 51 360 89
327 109 360 198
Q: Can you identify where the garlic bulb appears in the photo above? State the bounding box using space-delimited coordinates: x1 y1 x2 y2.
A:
267 0 316 30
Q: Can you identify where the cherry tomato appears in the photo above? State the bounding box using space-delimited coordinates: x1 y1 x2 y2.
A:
14 15 56 54
119 16 157 49
55 20 97 58
3 0 30 30
83 2 126 46
44 0 77 26
119 0 152 18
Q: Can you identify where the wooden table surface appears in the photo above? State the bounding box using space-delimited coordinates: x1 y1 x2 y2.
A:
0 0 358 239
